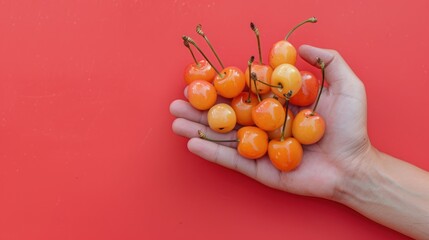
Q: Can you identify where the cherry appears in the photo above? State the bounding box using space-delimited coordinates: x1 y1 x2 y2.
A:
182 38 216 84
271 63 302 98
292 58 326 145
261 91 286 105
244 22 273 95
213 67 246 98
230 57 260 126
251 97 285 131
207 103 237 133
268 17 317 69
267 91 303 171
268 137 303 171
196 25 246 98
198 126 268 159
231 92 258 126
290 70 319 106
187 80 217 111
267 109 294 140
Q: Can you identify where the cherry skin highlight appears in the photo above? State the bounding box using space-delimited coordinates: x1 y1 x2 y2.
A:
187 80 217 111
207 103 237 133
184 60 216 84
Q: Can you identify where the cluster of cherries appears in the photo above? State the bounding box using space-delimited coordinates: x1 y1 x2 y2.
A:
182 17 326 172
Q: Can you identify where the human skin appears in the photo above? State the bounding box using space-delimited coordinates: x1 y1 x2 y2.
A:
170 45 429 239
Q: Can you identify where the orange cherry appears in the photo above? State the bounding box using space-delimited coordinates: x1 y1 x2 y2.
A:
267 91 303 171
198 126 268 160
244 22 273 95
261 92 286 105
290 70 319 107
267 109 294 140
213 67 246 98
190 26 246 99
187 80 217 111
292 109 325 145
245 63 273 95
207 103 237 133
268 137 303 171
251 98 285 131
230 57 261 126
269 40 297 69
184 60 216 84
268 17 317 69
291 58 326 145
231 92 258 126
182 39 216 84
237 126 268 159
271 63 302 98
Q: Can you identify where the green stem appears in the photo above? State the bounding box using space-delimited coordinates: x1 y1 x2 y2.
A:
196 24 225 69
280 91 292 142
183 36 223 77
250 22 263 64
246 56 255 103
285 17 317 41
251 73 262 102
312 58 325 114
254 78 282 88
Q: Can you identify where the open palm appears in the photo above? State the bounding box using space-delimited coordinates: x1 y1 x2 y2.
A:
170 45 372 201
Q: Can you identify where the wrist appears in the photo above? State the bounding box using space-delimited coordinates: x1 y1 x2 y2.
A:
331 144 379 205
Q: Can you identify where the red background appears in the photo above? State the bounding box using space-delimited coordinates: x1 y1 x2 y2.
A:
1 0 428 239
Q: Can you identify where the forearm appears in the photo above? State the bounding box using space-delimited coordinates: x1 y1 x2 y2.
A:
337 147 429 239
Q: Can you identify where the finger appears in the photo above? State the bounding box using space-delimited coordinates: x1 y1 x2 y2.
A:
298 45 363 93
170 99 209 125
187 138 283 189
173 118 238 148
187 138 257 178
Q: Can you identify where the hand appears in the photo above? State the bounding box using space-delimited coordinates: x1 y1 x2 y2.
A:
170 45 373 201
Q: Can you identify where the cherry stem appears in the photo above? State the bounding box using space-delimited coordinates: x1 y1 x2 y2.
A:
183 38 199 66
312 57 325 114
196 24 225 69
198 130 239 143
182 36 223 77
251 73 262 102
246 56 255 103
285 17 317 41
253 77 282 88
280 91 292 142
250 22 263 64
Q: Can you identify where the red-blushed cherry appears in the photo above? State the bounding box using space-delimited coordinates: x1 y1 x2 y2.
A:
244 22 273 95
187 80 217 111
292 58 326 145
182 38 216 84
198 126 268 160
268 17 317 69
207 103 237 133
290 70 319 106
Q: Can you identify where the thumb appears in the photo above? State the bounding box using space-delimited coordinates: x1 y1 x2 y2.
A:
298 45 363 94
